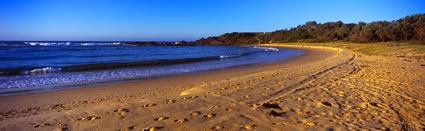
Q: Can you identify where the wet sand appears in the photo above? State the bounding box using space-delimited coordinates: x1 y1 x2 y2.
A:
0 44 424 130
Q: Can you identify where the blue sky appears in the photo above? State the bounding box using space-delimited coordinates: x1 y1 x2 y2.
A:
0 0 424 41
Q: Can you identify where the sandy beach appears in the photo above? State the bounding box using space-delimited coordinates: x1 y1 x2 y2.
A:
0 44 424 130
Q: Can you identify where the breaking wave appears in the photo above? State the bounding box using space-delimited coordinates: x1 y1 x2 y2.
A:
252 46 279 52
23 42 122 46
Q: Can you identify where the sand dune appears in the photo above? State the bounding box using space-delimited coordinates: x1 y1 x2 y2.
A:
0 44 424 130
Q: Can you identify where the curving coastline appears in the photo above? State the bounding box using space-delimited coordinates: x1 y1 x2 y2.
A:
0 45 424 130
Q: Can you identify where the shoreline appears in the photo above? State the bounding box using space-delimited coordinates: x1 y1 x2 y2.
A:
2 44 423 130
0 46 302 96
0 45 333 111
0 45 343 130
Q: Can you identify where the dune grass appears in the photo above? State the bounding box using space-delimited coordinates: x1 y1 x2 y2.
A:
277 42 425 57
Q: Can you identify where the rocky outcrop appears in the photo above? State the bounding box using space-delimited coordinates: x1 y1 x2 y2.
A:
126 41 159 46
126 32 263 46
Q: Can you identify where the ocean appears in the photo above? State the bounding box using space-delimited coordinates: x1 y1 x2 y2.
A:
0 41 305 95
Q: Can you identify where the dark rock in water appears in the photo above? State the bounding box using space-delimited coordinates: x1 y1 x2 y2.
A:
262 103 282 110
127 41 159 46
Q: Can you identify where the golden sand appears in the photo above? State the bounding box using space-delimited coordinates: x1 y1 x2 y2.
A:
0 44 424 130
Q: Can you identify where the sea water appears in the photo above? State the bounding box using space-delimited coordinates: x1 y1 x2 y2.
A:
0 41 305 95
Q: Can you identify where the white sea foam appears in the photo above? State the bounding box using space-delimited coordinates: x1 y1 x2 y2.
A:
220 54 240 59
21 67 63 75
252 46 279 52
24 42 122 46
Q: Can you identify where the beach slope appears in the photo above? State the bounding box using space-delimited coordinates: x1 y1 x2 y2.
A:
0 44 424 130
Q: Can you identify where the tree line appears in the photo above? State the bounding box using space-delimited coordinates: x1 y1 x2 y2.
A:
129 13 425 46
258 13 425 44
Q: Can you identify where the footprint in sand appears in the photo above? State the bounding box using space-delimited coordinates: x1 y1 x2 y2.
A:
33 123 51 128
114 108 130 113
203 113 216 118
250 104 260 108
368 102 379 107
115 115 125 119
114 108 130 118
182 96 198 100
142 127 163 131
225 108 233 111
154 117 169 121
268 99 281 103
298 120 316 126
241 124 256 130
295 97 303 101
212 125 223 130
142 104 157 108
321 101 332 107
213 92 222 95
269 110 287 117
359 102 368 109
174 118 190 124
56 123 68 131
272 122 287 126
78 115 101 121
257 76 264 80
167 99 176 104
190 111 201 116
211 105 221 108
118 126 135 131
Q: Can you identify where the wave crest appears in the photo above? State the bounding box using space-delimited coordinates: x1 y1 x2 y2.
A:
252 46 279 52
21 67 63 75
23 42 122 46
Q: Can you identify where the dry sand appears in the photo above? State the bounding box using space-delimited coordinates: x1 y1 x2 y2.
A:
0 44 424 130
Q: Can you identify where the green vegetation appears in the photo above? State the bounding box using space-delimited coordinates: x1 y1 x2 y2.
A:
191 14 425 45
279 42 425 57
257 14 425 44
192 32 260 45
